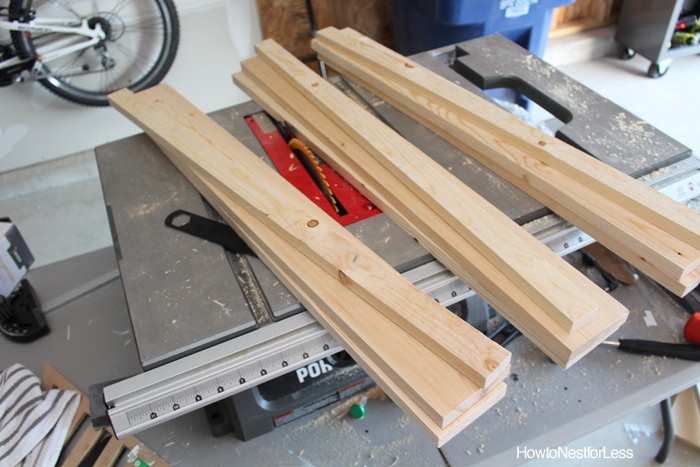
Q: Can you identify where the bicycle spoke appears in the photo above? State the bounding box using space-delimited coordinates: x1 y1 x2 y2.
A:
108 40 155 77
110 0 133 17
123 18 166 33
47 48 89 81
50 0 82 19
98 62 117 91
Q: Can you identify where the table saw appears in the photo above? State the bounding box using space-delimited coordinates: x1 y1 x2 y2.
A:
93 35 700 457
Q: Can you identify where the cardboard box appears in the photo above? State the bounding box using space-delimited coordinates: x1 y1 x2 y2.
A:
1 220 34 297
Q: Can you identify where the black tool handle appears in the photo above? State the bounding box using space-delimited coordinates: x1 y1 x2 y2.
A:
582 252 619 291
618 339 700 361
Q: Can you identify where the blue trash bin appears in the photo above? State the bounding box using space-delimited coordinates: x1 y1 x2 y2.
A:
393 0 574 57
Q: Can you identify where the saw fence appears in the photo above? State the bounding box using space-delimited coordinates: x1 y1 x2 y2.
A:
106 29 700 446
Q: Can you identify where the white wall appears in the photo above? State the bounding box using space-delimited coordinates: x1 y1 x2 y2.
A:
0 0 262 173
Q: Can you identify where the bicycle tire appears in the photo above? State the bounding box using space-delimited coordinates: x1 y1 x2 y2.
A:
9 0 179 106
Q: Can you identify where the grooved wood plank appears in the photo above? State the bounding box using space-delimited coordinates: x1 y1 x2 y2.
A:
227 204 507 447
107 85 511 427
317 27 700 252
252 39 602 334
168 156 507 445
312 28 700 293
177 159 490 429
234 59 628 368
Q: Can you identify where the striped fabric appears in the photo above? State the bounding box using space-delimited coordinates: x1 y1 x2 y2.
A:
0 364 80 467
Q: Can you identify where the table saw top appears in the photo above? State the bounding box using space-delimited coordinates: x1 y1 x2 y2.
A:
96 35 692 369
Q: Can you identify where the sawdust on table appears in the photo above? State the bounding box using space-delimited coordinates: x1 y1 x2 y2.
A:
638 165 671 184
547 80 588 113
267 385 433 466
328 386 388 419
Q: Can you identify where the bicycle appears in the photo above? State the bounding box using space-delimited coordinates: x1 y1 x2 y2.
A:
0 0 179 106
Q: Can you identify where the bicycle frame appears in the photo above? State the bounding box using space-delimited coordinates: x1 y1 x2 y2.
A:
0 16 105 72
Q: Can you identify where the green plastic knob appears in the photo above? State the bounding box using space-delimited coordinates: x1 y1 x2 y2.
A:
350 403 366 419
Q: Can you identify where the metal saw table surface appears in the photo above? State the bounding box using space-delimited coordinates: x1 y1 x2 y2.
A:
97 35 693 370
7 36 696 465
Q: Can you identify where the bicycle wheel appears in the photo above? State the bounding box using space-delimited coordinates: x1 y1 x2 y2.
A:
9 0 179 106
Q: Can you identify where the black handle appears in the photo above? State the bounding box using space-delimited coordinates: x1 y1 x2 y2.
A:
618 339 700 361
582 252 620 291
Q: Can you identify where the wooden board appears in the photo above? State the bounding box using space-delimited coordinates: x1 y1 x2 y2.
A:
233 209 507 446
255 0 333 63
550 0 622 37
672 385 700 451
311 63 697 299
225 205 507 447
312 27 700 293
315 27 700 253
311 41 699 296
107 85 509 390
552 0 621 25
233 58 628 369
255 0 393 65
330 1 393 48
253 39 608 335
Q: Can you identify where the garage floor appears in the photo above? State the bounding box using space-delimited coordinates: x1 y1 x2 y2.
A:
1 6 700 465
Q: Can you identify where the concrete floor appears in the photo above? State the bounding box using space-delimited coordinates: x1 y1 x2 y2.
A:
1 5 700 466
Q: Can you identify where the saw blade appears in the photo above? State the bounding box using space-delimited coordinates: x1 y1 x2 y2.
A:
289 137 343 214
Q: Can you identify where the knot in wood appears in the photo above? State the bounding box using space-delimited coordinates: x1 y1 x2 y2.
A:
307 219 319 228
485 359 501 372
311 82 320 87
404 62 414 69
338 270 353 286
538 140 547 147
